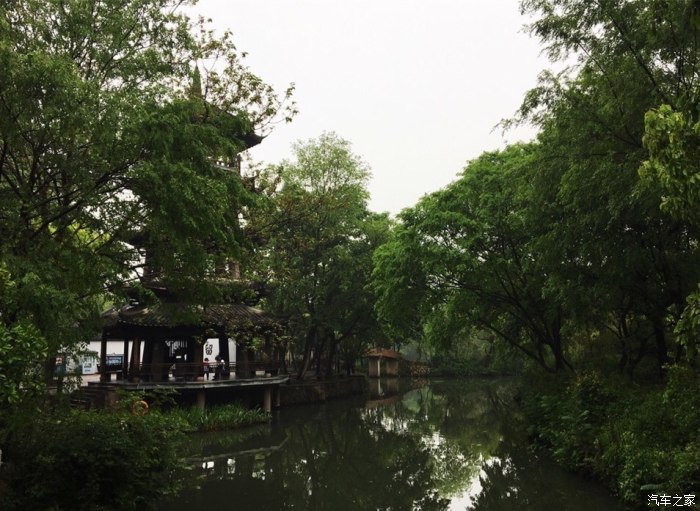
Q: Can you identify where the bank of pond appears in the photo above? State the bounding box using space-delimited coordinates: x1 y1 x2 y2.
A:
0 374 697 510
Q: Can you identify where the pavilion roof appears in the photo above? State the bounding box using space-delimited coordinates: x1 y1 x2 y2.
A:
102 302 277 329
365 348 402 360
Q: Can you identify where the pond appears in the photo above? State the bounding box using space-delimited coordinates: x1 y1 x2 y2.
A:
157 378 625 511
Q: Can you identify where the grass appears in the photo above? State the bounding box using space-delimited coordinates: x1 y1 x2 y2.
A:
167 403 270 432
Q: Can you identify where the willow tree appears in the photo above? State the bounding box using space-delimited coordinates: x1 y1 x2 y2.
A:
0 0 294 399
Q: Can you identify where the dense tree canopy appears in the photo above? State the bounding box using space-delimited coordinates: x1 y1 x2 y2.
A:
374 145 573 373
374 0 700 376
249 133 390 379
518 0 700 372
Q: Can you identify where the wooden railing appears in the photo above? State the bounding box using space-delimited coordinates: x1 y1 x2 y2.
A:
129 362 281 382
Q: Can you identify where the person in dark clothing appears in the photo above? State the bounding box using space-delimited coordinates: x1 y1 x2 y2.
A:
213 355 222 380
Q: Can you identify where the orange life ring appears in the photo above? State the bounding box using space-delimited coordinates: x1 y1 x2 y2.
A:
131 400 149 416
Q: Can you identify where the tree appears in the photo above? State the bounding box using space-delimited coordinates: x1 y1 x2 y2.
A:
325 211 393 376
0 0 293 397
511 0 700 374
251 133 388 379
642 103 700 365
374 145 573 373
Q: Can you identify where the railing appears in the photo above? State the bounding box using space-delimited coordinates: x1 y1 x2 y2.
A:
123 362 281 382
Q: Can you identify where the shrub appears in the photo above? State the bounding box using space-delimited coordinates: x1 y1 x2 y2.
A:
169 403 270 432
522 366 700 508
0 405 186 511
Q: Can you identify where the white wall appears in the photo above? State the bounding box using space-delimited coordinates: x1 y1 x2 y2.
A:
88 338 237 365
202 338 236 364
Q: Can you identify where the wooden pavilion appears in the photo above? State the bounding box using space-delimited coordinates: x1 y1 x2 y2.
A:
99 301 284 383
365 348 402 378
94 300 289 411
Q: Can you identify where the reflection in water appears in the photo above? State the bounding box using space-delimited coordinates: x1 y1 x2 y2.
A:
158 379 623 511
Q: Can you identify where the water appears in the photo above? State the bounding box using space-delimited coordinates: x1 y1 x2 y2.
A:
158 378 625 511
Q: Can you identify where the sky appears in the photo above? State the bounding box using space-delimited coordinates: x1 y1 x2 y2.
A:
188 0 550 216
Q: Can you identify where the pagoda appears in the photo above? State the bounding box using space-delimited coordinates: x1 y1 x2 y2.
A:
97 68 286 391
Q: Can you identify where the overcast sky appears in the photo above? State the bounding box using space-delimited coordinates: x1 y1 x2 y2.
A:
189 0 550 216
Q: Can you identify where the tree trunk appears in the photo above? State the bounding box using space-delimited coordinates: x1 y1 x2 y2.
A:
325 339 338 379
314 334 326 379
549 328 573 373
296 325 316 380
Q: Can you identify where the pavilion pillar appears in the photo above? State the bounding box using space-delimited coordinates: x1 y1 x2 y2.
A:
237 345 250 378
142 338 154 381
151 339 168 382
219 334 230 378
121 338 130 380
192 337 204 381
368 357 381 378
196 389 206 410
99 332 110 382
129 337 141 382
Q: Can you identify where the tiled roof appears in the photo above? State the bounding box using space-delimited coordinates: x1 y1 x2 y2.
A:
365 348 402 360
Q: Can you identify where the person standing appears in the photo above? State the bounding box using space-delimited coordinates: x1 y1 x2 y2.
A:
217 355 226 380
203 358 210 380
213 355 222 380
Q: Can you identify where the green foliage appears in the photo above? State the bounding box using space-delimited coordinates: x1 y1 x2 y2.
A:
641 101 700 364
0 399 267 510
0 321 46 405
251 133 390 378
429 331 525 377
0 406 187 511
672 288 700 364
373 145 572 373
642 105 700 224
523 367 700 507
515 0 700 376
145 386 179 411
168 404 270 432
0 0 294 387
371 226 426 343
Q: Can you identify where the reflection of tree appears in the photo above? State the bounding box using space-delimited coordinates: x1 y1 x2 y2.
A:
276 405 450 511
401 381 511 498
471 453 530 511
160 379 625 511
469 416 625 511
356 380 510 504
